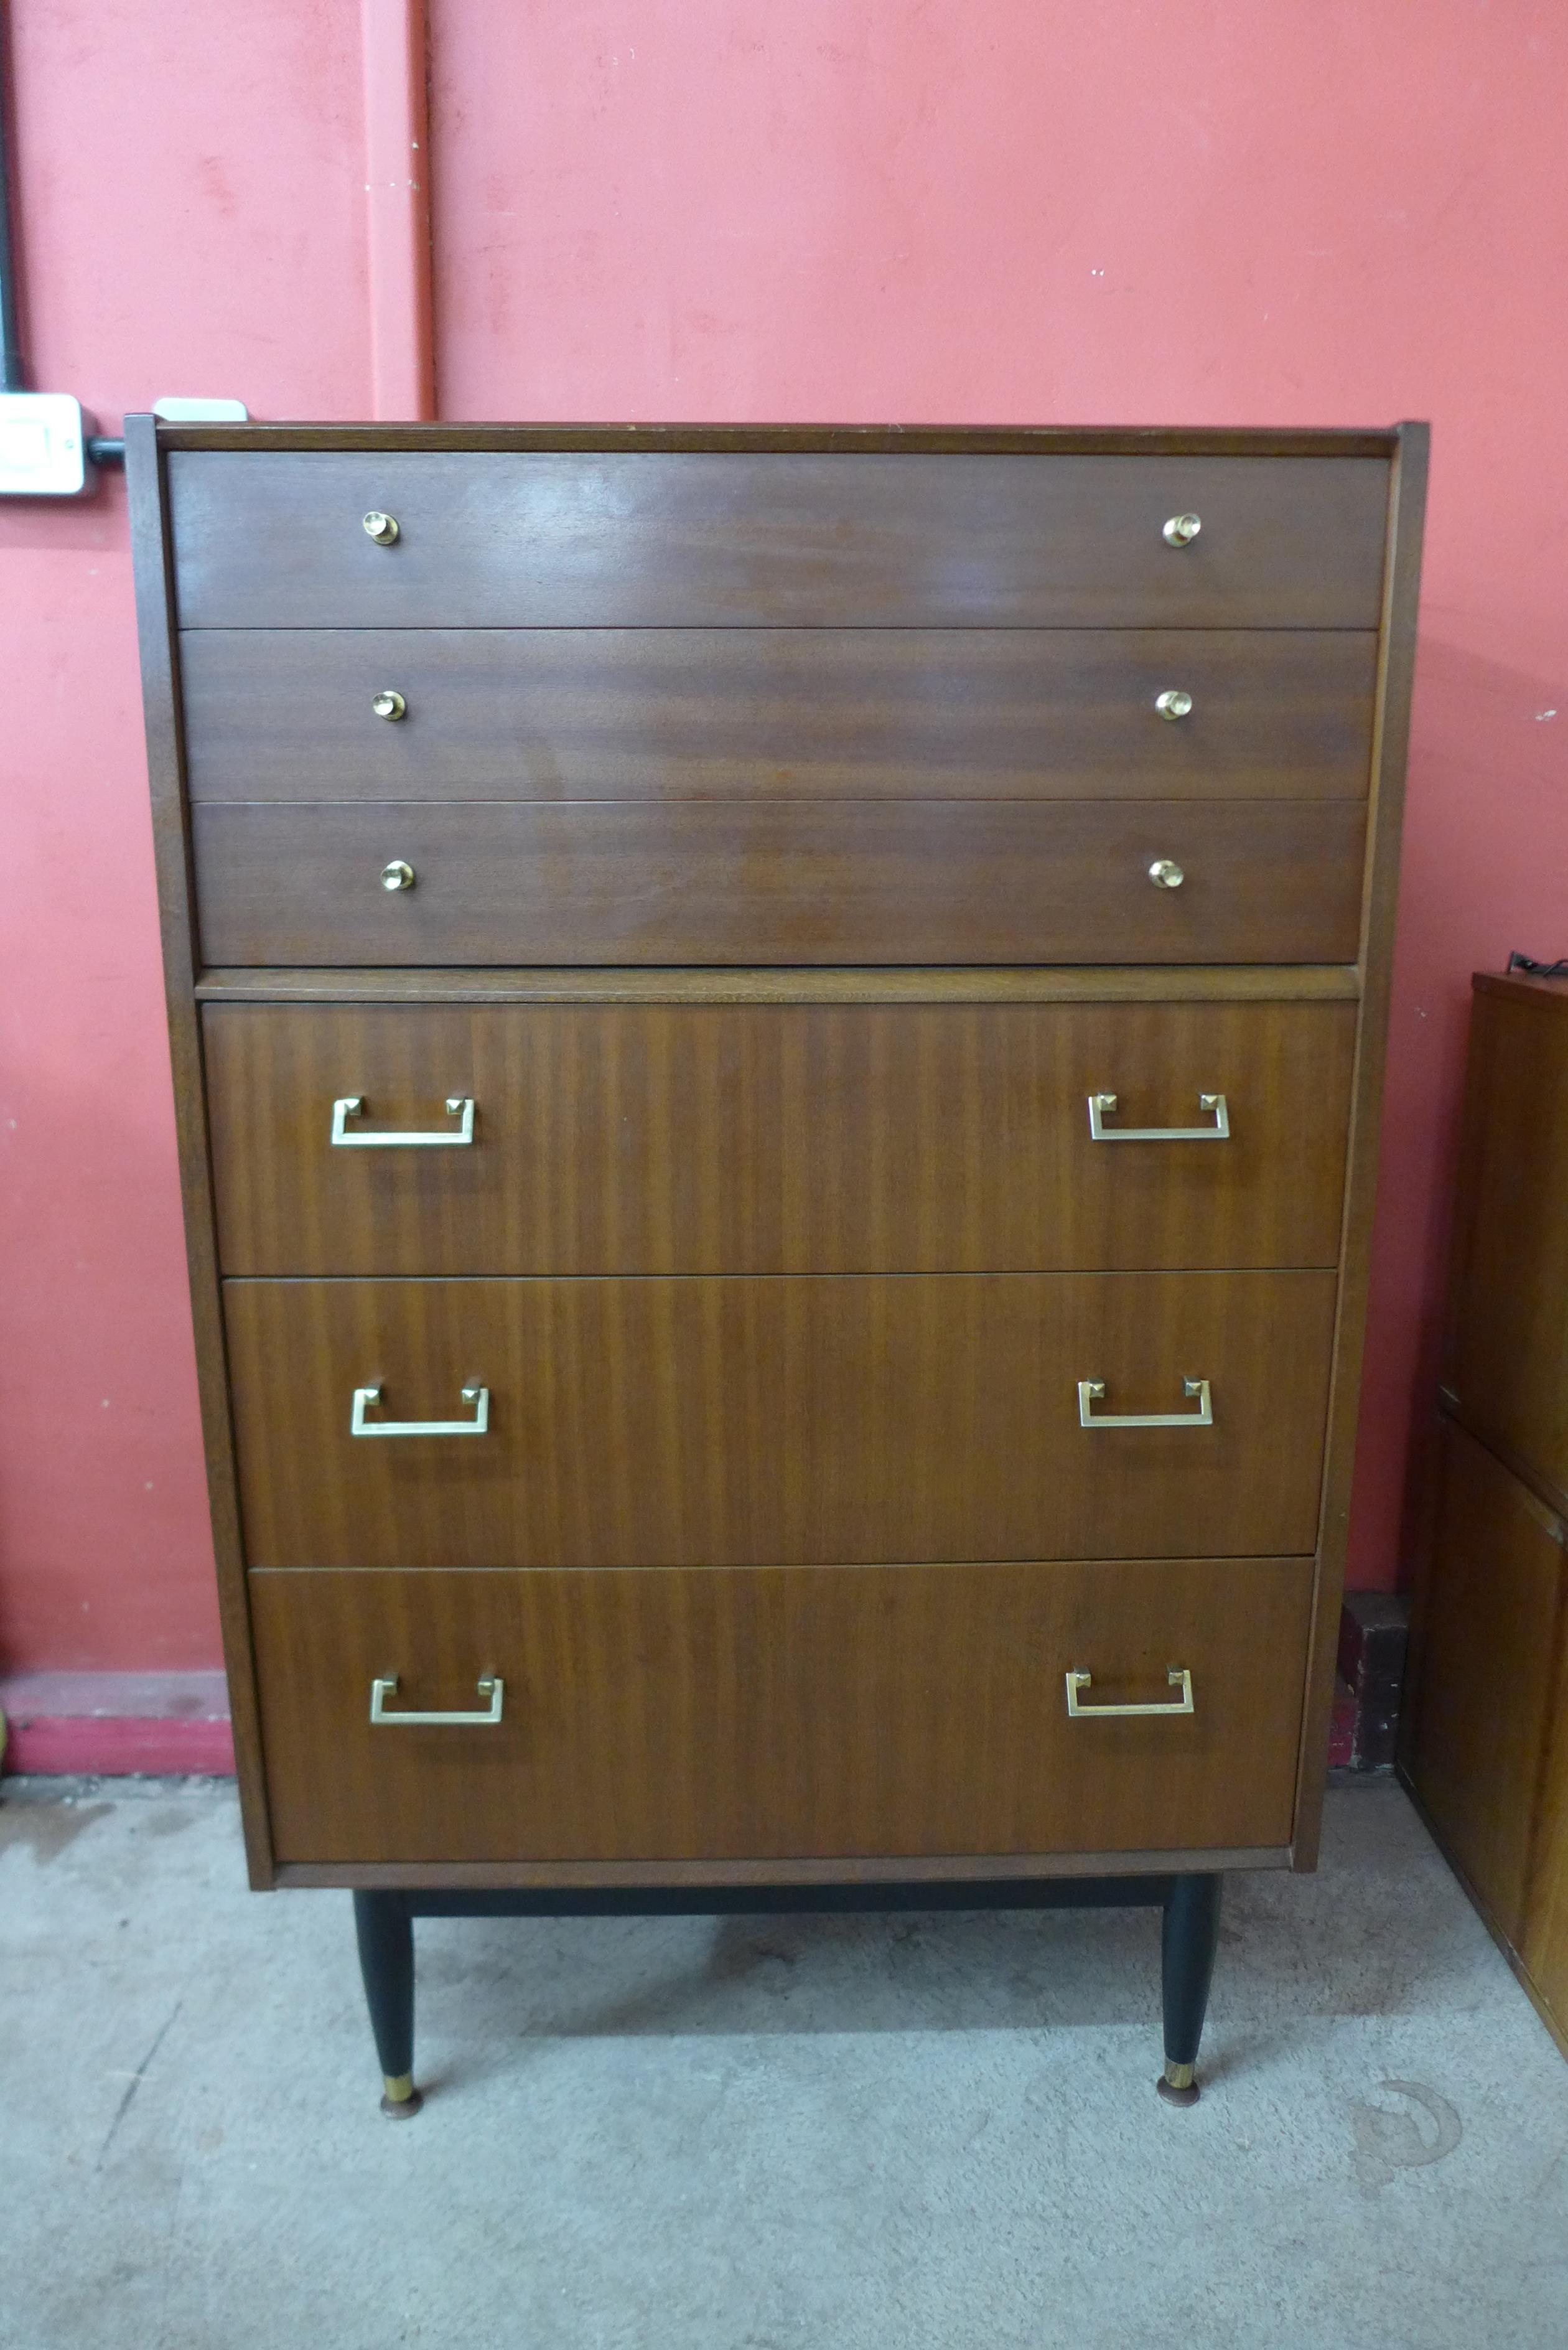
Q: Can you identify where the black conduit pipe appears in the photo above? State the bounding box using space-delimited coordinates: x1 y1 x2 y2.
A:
0 0 25 393
0 5 122 463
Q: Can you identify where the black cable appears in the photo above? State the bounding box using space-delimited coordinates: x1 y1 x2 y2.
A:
1508 952 1568 979
0 0 25 391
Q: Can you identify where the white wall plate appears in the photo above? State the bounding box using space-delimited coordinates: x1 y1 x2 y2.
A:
152 398 250 423
0 393 89 496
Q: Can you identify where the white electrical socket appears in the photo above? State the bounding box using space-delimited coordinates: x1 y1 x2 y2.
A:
0 392 90 495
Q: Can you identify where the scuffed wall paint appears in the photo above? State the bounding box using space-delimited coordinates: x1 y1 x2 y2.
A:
0 0 368 1668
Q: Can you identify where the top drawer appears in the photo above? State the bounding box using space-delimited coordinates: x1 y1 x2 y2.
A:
168 452 1391 630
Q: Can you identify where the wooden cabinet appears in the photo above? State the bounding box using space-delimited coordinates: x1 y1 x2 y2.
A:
130 418 1425 2104
1443 977 1568 1495
1403 975 1568 2058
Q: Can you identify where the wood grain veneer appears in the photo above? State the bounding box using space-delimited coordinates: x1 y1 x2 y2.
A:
180 627 1378 805
126 418 1426 1892
204 999 1355 1277
1401 971 1568 2063
1443 979 1568 1498
194 965 1364 1004
223 1270 1337 1569
271 1845 1292 1889
124 414 274 1881
169 451 1390 630
1404 1419 1567 1943
157 423 1399 456
191 798 1368 968
249 1558 1315 1865
1289 422 1427 1868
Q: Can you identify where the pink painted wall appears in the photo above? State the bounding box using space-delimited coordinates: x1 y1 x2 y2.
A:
4 3 1567 1672
0 0 368 1669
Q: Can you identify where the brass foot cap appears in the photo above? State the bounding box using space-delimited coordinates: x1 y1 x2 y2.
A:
380 2074 423 2120
1157 2061 1200 2108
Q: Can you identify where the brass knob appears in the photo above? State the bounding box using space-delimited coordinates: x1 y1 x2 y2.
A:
1149 858 1185 890
380 859 416 891
1155 689 1193 721
363 510 400 545
1162 513 1202 547
371 690 407 721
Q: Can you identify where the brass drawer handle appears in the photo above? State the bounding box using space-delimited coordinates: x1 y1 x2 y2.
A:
371 690 408 721
350 1383 490 1436
1065 1667 1194 1718
363 510 400 545
1155 689 1193 721
1148 858 1185 889
1162 512 1202 546
1088 1092 1228 1141
370 1674 504 1727
381 859 416 891
1078 1377 1212 1429
331 1095 475 1148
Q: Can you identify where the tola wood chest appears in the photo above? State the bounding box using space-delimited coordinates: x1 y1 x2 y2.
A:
129 418 1426 2112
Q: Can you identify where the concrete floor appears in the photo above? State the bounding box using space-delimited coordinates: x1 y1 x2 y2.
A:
4 1779 1567 2350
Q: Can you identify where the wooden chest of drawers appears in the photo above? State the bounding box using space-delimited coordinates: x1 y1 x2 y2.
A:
129 419 1426 2104
1403 974 1568 2059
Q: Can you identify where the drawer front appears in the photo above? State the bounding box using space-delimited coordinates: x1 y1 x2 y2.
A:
1404 1419 1567 1941
205 1000 1356 1276
250 1558 1314 1863
180 627 1378 804
170 451 1390 628
224 1270 1337 1567
192 800 1366 967
1445 990 1568 1497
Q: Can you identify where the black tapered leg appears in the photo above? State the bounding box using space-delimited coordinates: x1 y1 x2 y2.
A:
1157 1873 1223 2105
353 1892 422 2118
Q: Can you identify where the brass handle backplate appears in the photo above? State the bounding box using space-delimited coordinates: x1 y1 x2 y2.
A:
1078 1377 1213 1429
332 1096 475 1148
371 690 407 721
1149 859 1185 889
381 859 416 891
1155 689 1193 721
1088 1093 1229 1142
1162 512 1202 546
363 510 400 545
350 1383 490 1437
370 1674 504 1728
1065 1668 1194 1719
